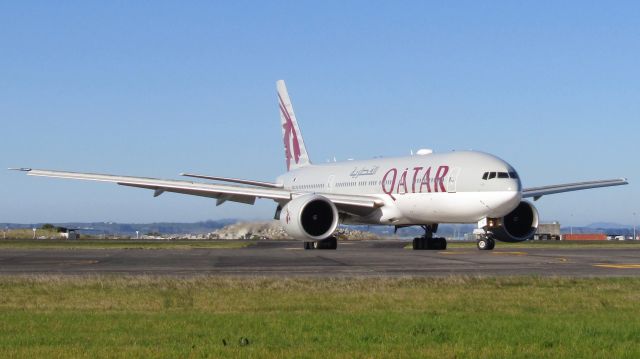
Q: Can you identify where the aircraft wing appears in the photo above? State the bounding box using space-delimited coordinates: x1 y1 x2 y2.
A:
522 178 628 201
11 168 383 211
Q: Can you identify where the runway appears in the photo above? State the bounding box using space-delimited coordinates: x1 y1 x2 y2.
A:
2 240 640 277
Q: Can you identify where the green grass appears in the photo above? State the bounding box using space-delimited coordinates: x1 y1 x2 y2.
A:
0 240 250 250
1 276 639 358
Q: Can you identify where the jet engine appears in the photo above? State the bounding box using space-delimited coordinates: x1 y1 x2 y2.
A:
488 201 539 242
279 194 339 241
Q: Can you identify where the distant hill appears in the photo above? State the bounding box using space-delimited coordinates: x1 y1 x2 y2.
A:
586 222 628 229
561 225 635 236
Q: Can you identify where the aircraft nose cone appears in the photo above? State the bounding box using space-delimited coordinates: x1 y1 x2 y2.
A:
505 178 522 192
485 189 522 218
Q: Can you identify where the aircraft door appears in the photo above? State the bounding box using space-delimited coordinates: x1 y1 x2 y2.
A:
327 175 335 193
447 167 461 193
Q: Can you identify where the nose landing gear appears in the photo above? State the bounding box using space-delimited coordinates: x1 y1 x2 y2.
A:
476 236 495 250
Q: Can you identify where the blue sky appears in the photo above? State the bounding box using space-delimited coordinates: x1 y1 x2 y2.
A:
1 1 638 226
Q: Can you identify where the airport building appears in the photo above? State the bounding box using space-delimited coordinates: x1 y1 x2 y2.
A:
57 227 79 240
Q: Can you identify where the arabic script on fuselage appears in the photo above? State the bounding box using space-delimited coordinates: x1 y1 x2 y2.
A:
349 166 380 179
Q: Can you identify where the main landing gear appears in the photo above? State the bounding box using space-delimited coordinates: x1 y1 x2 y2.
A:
412 225 447 250
304 236 338 250
476 235 495 250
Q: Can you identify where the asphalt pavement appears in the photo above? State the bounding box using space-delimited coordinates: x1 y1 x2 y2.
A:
2 240 640 277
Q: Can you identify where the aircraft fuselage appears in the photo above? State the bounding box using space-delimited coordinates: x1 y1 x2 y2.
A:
277 150 522 225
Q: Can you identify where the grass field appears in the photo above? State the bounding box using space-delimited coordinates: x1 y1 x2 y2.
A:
1 276 639 358
3 228 61 240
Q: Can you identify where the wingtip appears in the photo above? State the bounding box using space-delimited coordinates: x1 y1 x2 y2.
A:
8 167 32 172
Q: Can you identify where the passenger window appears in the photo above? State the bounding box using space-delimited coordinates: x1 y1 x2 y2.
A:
482 172 488 180
498 172 509 179
489 172 496 179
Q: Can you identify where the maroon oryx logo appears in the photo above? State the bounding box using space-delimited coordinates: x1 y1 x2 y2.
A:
278 93 301 171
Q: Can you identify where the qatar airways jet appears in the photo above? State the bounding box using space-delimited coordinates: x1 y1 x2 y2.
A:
11 80 628 250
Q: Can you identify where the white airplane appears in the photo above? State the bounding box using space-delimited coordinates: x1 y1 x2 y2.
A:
11 80 628 250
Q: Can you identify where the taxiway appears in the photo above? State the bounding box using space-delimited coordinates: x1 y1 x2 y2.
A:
1 240 640 277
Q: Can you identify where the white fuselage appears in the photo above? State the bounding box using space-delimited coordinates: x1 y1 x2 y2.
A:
276 151 522 226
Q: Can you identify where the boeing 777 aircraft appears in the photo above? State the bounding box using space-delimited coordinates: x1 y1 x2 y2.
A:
11 80 628 250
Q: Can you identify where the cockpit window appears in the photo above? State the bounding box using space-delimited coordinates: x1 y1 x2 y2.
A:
483 171 518 180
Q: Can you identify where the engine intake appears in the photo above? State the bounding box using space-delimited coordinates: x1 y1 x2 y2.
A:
489 201 539 242
279 194 339 241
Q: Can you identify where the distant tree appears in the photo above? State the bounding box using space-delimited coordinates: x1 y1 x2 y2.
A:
40 224 55 230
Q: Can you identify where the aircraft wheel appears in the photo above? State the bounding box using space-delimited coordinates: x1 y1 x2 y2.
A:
424 237 446 250
477 237 489 250
312 237 337 250
486 238 496 250
326 236 338 250
304 242 313 250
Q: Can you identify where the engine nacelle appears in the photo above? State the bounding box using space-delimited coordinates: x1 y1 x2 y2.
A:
279 194 339 241
488 201 539 242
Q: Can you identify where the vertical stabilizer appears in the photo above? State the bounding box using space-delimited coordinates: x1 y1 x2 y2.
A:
277 80 311 171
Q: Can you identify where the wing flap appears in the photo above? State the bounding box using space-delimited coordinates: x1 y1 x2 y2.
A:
523 178 628 200
118 183 257 205
180 173 283 188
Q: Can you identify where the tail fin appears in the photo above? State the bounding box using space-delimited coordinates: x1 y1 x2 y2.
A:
277 80 311 171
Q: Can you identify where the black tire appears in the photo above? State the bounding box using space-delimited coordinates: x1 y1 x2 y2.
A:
487 238 496 250
426 239 435 250
477 238 488 250
414 237 446 250
425 238 445 250
312 237 338 250
304 242 312 250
